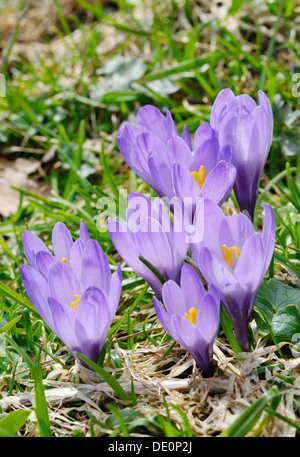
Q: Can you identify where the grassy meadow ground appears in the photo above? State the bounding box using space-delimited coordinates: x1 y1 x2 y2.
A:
0 0 299 437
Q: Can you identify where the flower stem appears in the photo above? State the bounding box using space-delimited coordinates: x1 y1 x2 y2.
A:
219 305 243 354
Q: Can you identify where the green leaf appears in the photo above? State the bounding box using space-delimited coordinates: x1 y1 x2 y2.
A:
0 281 36 312
254 278 300 345
75 353 131 402
0 410 31 437
271 305 300 344
220 388 279 437
219 305 243 354
5 336 52 437
0 74 5 97
0 315 22 334
138 256 167 285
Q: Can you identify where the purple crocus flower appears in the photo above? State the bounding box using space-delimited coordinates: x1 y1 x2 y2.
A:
117 105 236 214
20 220 122 366
211 89 273 219
190 198 276 352
172 122 236 218
107 192 189 300
153 264 220 377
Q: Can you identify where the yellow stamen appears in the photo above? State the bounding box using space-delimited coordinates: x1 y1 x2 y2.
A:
61 257 69 264
185 307 198 325
191 165 206 189
71 294 81 311
222 244 241 270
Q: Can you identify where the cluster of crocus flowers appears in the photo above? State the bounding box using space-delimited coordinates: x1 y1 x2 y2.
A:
19 88 276 379
20 220 122 366
117 105 237 218
110 89 275 372
191 198 275 351
118 90 273 221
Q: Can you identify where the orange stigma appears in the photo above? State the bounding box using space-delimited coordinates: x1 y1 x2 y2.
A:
191 165 206 189
222 244 241 270
185 307 197 325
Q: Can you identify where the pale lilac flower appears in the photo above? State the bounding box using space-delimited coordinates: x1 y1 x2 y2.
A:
153 264 220 377
191 198 276 351
20 220 122 365
212 89 273 219
107 192 189 299
117 105 236 213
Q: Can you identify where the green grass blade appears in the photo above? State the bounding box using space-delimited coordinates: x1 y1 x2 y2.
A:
139 256 167 285
75 353 131 402
0 410 31 437
6 335 52 437
0 73 5 97
63 119 86 200
220 388 279 437
0 6 28 73
0 281 36 312
219 305 242 354
0 315 22 334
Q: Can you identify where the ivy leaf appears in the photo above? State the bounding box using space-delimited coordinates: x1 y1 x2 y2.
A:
271 305 300 344
254 278 300 343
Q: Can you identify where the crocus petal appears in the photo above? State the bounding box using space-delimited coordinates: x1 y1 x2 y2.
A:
171 314 197 350
22 230 50 269
153 296 174 338
79 219 90 244
117 125 156 190
258 90 274 151
81 239 111 294
191 199 225 258
167 136 193 168
234 232 265 291
69 238 85 280
35 251 56 279
228 93 257 112
136 105 178 144
148 147 173 198
180 263 205 308
182 125 192 150
210 88 235 133
48 297 78 350
117 123 139 169
126 192 152 231
200 161 236 206
74 288 112 363
197 292 220 343
51 222 73 263
162 279 188 316
169 198 190 276
197 247 240 297
134 217 174 280
108 264 123 319
76 286 109 338
172 163 200 220
172 163 200 200
151 197 173 235
192 123 218 173
48 261 82 307
20 264 54 330
261 203 276 272
219 212 255 251
107 218 163 297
